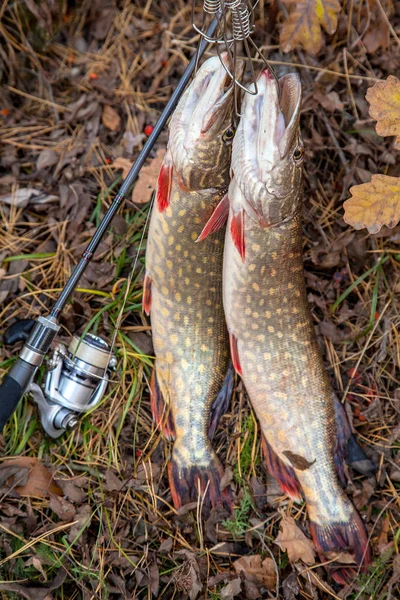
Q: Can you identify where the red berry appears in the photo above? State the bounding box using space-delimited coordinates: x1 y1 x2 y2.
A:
144 125 153 136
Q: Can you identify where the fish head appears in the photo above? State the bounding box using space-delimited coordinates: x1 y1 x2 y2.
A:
169 54 244 191
231 68 303 226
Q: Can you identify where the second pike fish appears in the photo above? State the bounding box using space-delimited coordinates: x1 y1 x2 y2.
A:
222 68 371 582
144 55 243 510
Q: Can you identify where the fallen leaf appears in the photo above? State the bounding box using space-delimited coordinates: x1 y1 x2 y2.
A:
1 458 62 499
132 148 166 204
36 149 59 170
56 477 87 503
325 550 356 564
102 105 121 131
220 577 242 599
112 156 133 179
0 569 66 600
275 515 315 564
68 503 93 543
172 550 202 600
366 75 400 149
280 0 342 54
0 188 58 208
49 495 76 521
388 553 400 587
314 90 343 112
149 554 160 597
343 174 400 234
233 555 277 590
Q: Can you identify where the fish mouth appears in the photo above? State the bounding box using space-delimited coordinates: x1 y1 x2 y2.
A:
181 53 242 143
251 67 301 164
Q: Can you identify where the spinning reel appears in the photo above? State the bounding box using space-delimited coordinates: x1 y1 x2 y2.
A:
29 333 116 438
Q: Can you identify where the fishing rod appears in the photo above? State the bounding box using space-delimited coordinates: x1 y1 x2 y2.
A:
0 1 262 438
0 17 221 436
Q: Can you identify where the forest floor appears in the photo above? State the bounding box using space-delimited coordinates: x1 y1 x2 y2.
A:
0 1 399 599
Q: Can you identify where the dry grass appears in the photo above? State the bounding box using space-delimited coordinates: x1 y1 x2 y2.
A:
0 0 399 598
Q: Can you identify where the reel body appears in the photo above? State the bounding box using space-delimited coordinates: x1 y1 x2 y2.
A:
30 333 116 438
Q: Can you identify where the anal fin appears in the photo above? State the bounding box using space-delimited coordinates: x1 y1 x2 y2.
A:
261 434 302 502
209 363 234 439
150 370 175 441
196 194 229 242
142 271 152 316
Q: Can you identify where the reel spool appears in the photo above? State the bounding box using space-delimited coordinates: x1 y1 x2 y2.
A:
29 333 116 438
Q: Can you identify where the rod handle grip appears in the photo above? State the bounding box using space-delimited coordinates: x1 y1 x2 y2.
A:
0 360 37 431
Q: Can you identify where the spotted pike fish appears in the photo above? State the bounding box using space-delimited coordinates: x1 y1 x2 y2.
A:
222 68 371 582
143 55 243 510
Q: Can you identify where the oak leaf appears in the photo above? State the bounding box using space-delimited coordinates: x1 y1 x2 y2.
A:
280 0 342 54
132 148 166 205
366 75 400 149
343 174 400 234
274 515 315 564
233 555 277 590
102 105 121 131
111 157 133 179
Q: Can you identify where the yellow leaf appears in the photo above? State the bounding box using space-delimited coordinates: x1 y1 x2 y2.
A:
366 75 400 149
280 0 342 54
343 174 400 234
274 515 316 564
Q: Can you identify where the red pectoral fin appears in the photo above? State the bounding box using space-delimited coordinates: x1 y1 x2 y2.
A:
229 332 242 376
142 271 152 316
230 208 245 260
196 194 229 242
156 163 173 212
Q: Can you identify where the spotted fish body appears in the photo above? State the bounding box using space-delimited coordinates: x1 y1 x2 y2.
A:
223 69 371 581
144 55 242 510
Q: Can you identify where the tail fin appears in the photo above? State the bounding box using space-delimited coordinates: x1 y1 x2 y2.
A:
150 370 176 441
168 451 232 513
309 507 371 585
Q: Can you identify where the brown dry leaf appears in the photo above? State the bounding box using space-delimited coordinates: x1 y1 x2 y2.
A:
366 76 400 149
1 457 62 499
274 515 315 564
220 578 242 599
343 174 400 234
132 148 166 204
112 157 133 179
102 105 121 131
233 555 277 590
0 569 66 600
280 0 342 54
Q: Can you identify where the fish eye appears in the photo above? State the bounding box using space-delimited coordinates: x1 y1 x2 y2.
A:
222 126 236 143
293 146 304 162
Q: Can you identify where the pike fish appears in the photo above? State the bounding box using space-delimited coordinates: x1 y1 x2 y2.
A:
222 68 371 582
143 55 243 510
